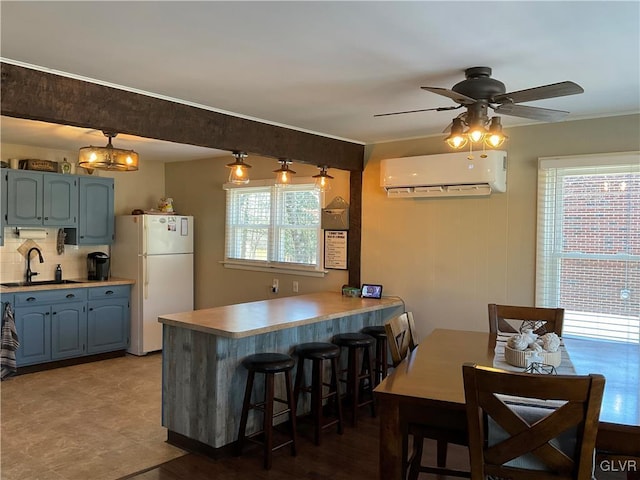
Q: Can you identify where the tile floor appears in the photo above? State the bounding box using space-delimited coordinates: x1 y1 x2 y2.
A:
0 354 185 480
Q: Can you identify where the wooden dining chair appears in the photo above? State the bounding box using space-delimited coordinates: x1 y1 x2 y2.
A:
488 303 565 336
385 313 469 479
384 312 415 366
462 363 605 480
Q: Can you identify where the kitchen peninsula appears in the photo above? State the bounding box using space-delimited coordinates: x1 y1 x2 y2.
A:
158 291 403 454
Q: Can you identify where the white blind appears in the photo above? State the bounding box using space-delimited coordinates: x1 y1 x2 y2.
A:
536 152 640 343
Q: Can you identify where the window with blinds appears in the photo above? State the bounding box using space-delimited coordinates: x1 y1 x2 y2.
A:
224 182 322 272
536 152 640 344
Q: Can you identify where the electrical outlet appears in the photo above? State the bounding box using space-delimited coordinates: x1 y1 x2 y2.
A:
272 278 279 293
293 281 299 293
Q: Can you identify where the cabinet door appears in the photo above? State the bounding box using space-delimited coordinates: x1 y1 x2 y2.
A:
1 169 6 246
51 301 87 360
14 305 51 366
6 170 43 226
43 174 78 227
87 298 129 354
78 177 114 244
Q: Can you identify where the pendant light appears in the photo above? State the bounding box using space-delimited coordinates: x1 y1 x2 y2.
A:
78 131 139 171
312 165 333 192
226 151 252 184
274 159 296 185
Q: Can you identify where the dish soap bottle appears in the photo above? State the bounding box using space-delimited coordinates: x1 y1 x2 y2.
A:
55 264 62 282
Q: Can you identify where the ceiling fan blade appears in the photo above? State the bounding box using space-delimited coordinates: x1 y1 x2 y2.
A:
374 105 460 117
420 86 477 105
493 81 584 104
493 103 570 122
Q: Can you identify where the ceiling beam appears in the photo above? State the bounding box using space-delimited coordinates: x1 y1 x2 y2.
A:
0 62 364 171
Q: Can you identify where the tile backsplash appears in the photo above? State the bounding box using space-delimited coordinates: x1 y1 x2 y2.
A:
0 227 109 283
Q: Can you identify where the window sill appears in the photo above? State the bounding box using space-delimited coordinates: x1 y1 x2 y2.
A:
220 261 328 277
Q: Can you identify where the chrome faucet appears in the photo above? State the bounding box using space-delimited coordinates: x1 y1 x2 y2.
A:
26 247 44 283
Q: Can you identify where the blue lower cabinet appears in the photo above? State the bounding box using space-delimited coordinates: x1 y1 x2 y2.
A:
12 285 130 367
52 301 87 360
87 298 129 354
15 305 52 366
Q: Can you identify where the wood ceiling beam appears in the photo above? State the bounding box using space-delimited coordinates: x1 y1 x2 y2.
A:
0 62 364 171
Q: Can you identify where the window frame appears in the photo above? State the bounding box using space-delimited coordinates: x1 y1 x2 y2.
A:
536 151 640 344
222 178 327 277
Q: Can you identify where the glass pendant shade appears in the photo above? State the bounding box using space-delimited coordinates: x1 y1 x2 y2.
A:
445 118 468 149
485 117 507 148
274 159 296 185
467 119 487 143
312 166 333 192
78 132 139 171
226 151 252 184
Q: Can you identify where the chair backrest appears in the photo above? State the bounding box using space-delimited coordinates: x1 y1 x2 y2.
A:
488 304 565 336
462 363 605 480
384 312 416 366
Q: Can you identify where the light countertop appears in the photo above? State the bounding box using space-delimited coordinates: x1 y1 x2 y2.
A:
159 291 404 338
0 277 135 293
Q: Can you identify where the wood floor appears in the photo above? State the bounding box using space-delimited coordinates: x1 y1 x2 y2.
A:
119 414 471 480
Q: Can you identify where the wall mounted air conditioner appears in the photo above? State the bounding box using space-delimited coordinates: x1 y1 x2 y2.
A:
380 150 507 198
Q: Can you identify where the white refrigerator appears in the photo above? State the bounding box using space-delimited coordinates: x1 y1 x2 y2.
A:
111 215 194 356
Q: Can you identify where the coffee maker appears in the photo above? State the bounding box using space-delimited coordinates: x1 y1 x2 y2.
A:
87 252 110 280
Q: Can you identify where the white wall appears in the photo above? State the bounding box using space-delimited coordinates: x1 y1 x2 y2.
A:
361 114 640 342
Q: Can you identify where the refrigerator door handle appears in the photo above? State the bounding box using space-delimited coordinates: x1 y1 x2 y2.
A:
143 255 149 300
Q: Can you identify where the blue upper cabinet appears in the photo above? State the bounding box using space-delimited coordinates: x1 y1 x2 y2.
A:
76 176 114 245
1 169 7 246
6 170 43 225
43 174 78 226
6 170 78 227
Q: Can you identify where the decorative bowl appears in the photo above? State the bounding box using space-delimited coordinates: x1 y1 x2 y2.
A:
504 345 561 368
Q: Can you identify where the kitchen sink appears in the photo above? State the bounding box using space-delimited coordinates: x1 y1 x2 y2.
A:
1 279 83 287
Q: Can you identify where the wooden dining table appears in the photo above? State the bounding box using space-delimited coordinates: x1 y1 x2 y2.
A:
374 328 640 480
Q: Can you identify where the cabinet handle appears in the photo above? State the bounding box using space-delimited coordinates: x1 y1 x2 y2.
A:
66 294 75 299
105 290 114 295
26 297 36 302
44 216 49 220
52 311 57 315
37 216 42 220
45 311 50 315
89 307 94 311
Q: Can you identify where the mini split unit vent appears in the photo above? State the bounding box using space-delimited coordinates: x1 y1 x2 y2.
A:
380 150 507 198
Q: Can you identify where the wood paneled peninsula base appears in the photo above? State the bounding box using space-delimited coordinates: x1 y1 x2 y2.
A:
159 291 404 456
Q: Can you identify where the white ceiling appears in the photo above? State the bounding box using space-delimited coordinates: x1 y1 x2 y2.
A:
1 1 639 162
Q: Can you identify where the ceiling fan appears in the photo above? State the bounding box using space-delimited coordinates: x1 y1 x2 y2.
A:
375 66 584 122
375 67 584 149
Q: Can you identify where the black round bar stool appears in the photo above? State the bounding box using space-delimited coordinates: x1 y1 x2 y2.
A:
293 342 344 445
332 332 377 427
361 325 390 386
235 352 298 470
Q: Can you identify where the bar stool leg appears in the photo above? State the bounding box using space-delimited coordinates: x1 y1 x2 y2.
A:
284 369 298 456
263 372 275 470
293 357 306 407
311 358 323 445
236 370 255 456
330 356 344 434
348 345 359 427
364 345 376 417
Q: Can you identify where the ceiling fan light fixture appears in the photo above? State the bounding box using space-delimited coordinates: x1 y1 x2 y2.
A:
445 118 468 149
274 159 296 185
226 151 252 184
78 131 139 171
485 117 507 148
312 165 334 192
